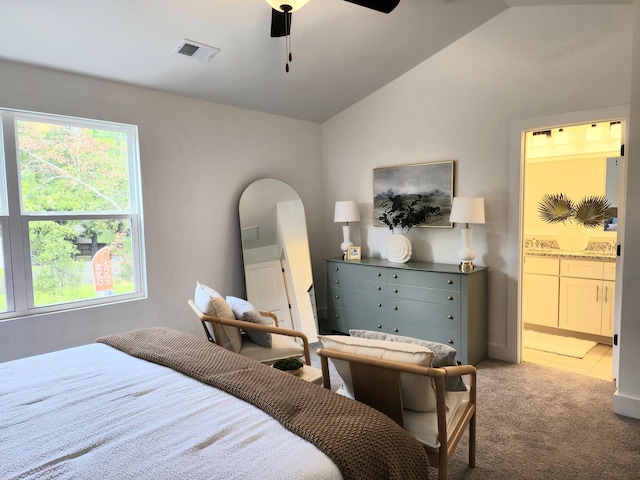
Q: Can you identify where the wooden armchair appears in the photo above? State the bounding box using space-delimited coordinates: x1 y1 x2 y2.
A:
318 346 476 480
188 299 311 365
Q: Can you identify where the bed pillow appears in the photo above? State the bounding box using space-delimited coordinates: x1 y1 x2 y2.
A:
194 282 242 353
226 296 272 348
349 329 467 392
318 335 437 412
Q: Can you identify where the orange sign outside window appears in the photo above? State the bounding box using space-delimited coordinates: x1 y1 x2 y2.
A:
92 246 113 293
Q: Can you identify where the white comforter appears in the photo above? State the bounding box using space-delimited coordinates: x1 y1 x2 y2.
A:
0 344 342 480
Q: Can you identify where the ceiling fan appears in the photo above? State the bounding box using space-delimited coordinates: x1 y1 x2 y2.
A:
265 0 401 71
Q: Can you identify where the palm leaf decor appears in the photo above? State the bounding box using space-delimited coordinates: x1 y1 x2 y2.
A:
573 195 611 228
538 193 575 225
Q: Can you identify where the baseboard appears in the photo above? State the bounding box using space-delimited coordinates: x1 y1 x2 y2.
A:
613 390 640 420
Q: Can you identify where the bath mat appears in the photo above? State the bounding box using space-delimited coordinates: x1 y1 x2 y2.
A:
523 330 597 358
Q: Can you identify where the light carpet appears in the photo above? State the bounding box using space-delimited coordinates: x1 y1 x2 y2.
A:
523 330 597 358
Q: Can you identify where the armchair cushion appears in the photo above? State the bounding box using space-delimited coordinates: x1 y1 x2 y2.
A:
226 296 272 348
349 329 467 392
318 335 437 412
194 282 242 353
239 334 304 364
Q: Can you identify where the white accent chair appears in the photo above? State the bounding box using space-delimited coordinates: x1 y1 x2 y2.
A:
318 342 476 480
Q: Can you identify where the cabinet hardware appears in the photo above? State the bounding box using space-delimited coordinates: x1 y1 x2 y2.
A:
596 285 600 302
448 339 454 345
376 272 381 277
335 280 339 284
335 267 339 271
393 306 398 310
605 286 609 303
335 314 340 319
377 303 382 307
448 315 454 319
376 286 381 290
377 324 382 329
447 280 453 284
447 296 453 301
393 328 399 333
393 288 398 293
335 295 339 299
393 274 398 278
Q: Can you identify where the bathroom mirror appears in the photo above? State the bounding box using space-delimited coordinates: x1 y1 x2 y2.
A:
239 179 318 342
604 157 619 231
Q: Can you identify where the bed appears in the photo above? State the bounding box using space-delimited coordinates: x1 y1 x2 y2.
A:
0 327 429 480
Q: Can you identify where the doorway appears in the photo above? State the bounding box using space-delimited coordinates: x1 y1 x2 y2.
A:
520 120 622 380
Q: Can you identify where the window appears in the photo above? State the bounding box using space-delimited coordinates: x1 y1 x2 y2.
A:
0 109 146 317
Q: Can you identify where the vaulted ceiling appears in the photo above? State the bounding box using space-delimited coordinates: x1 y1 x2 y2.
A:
0 0 630 123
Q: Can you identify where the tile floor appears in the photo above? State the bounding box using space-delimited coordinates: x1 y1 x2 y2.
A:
523 342 614 382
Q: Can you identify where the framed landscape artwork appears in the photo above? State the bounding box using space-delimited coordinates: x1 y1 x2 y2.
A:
373 161 454 229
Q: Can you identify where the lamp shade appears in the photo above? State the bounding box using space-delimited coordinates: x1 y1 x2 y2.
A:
449 197 485 225
334 201 360 223
266 0 310 12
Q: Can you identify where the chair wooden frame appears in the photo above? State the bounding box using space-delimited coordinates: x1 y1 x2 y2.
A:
318 347 476 480
188 299 311 365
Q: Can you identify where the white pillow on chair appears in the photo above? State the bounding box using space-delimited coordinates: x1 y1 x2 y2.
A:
194 282 242 353
318 335 437 412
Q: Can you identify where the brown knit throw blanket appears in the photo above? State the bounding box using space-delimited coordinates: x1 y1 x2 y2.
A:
97 327 429 480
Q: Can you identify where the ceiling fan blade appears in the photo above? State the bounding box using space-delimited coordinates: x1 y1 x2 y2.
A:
343 0 400 13
270 9 292 38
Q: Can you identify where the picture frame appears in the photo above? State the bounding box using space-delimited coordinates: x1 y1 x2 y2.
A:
373 160 454 229
346 246 362 261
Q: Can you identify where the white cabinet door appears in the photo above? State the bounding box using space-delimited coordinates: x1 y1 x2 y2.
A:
523 273 559 328
559 277 602 335
601 280 615 337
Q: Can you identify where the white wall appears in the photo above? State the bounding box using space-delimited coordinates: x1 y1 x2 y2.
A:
0 60 323 362
320 5 633 362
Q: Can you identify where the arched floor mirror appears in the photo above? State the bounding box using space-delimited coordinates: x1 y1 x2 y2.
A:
239 179 319 342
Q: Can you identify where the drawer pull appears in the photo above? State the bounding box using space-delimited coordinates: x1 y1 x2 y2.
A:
377 272 381 277
393 328 399 333
447 296 453 301
377 303 382 308
393 274 398 279
448 315 454 319
376 286 381 291
393 306 398 310
392 288 398 293
335 267 339 271
335 295 339 299
335 314 340 319
377 324 382 329
448 339 454 345
447 280 453 285
335 280 339 284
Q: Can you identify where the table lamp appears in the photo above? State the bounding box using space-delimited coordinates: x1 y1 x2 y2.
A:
334 201 360 254
449 197 485 273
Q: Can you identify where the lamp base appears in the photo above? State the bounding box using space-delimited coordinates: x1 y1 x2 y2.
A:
459 261 475 274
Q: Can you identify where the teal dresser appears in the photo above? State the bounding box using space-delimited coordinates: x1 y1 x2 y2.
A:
325 258 488 365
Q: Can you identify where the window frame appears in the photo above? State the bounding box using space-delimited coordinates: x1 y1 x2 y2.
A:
0 108 147 319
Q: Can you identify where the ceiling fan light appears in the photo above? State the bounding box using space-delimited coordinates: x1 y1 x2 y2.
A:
266 0 310 13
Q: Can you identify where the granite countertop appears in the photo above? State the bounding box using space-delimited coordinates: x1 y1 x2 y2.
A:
524 249 616 262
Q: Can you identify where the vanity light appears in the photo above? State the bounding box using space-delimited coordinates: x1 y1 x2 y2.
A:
586 123 602 142
334 201 360 254
531 130 551 148
610 121 622 139
449 197 485 273
554 128 569 145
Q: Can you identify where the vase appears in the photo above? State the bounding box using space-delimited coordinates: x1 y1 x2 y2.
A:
387 232 412 263
557 224 588 251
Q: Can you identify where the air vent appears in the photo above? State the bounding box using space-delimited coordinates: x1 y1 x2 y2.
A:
174 39 220 63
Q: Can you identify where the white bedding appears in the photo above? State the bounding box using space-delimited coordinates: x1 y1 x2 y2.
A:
0 344 342 480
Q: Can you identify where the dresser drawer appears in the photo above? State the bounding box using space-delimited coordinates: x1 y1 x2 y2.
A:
328 271 386 296
386 320 461 351
329 307 387 334
387 270 460 291
328 262 387 281
328 288 387 317
386 297 461 330
388 284 460 307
